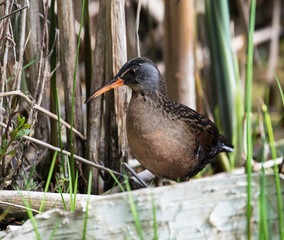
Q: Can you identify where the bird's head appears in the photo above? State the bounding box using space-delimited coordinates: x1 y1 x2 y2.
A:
85 57 166 104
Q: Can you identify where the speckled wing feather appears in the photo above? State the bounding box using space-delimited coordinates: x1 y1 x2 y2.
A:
159 95 223 159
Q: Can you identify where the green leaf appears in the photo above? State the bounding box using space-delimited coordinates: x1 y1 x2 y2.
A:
10 129 19 140
22 123 31 130
0 148 6 155
17 115 25 129
6 149 16 157
15 129 30 140
2 139 7 149
17 114 21 124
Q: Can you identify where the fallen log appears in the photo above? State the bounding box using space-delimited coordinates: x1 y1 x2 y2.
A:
2 173 284 239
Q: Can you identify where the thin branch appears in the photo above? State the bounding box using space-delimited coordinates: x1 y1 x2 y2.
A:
0 0 12 41
0 90 86 140
0 0 12 145
0 4 29 22
34 0 49 103
0 121 124 178
258 158 283 169
14 30 30 91
122 162 148 188
0 200 40 214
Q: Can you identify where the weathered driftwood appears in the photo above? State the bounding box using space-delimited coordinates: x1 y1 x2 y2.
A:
0 191 101 219
0 170 154 219
2 173 284 240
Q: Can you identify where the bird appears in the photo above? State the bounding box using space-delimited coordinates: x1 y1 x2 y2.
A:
85 57 233 181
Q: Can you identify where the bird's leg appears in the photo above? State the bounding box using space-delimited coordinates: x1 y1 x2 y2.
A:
122 162 149 188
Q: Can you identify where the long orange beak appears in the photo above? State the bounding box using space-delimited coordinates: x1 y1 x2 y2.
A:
85 77 124 104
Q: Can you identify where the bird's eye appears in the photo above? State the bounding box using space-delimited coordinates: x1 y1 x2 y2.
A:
129 68 136 75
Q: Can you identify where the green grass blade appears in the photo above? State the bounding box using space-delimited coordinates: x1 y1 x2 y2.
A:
219 0 231 41
274 74 284 174
67 157 73 211
274 74 284 106
56 89 65 175
55 176 67 211
84 0 92 100
39 151 58 213
69 0 86 188
108 170 125 192
205 0 244 168
261 101 284 238
124 170 144 240
66 153 78 213
49 0 58 152
0 206 11 222
72 171 79 212
245 0 256 239
151 193 158 240
259 140 269 240
5 58 39 84
19 192 41 240
43 151 58 193
83 171 93 240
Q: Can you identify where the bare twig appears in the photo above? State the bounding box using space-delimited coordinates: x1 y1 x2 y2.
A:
0 200 40 214
122 162 148 188
15 31 31 90
0 90 86 140
28 50 44 129
258 158 283 169
0 0 13 146
0 1 12 41
13 1 28 91
34 0 49 102
0 121 124 178
0 4 29 22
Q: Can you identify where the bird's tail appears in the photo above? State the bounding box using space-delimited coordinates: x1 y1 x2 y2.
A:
218 135 234 153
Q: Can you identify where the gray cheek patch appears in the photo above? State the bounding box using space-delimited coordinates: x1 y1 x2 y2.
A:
140 64 160 88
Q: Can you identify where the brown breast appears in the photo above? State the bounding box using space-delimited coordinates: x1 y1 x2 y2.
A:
126 94 199 180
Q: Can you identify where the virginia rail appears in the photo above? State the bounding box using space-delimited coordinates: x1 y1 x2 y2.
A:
85 57 233 181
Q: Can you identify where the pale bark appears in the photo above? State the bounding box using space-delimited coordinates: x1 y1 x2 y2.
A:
3 174 283 240
25 1 41 97
125 0 137 59
164 0 196 109
266 0 281 82
86 0 129 193
86 0 107 194
0 190 101 219
57 1 84 159
25 0 50 166
103 0 130 191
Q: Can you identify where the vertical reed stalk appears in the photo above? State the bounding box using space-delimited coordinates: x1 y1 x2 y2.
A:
245 0 256 238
